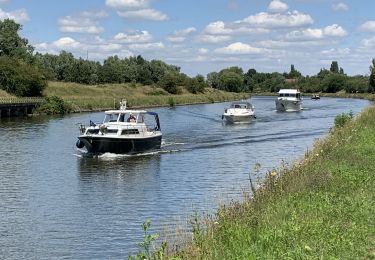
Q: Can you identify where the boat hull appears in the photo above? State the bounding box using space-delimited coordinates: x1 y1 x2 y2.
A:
78 135 162 154
223 114 254 123
275 99 302 112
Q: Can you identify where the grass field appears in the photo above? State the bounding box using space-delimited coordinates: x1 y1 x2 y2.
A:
169 105 375 259
43 81 249 111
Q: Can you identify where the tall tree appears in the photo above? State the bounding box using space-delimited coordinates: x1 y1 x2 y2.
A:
330 61 339 73
0 19 34 61
369 58 375 93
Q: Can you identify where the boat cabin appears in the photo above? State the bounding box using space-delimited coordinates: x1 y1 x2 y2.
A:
230 102 253 109
278 89 301 99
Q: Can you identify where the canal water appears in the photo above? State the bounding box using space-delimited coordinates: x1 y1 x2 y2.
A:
0 96 371 258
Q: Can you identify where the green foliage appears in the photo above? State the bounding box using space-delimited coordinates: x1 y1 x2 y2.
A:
334 111 353 128
0 56 47 96
330 61 339 73
206 72 219 88
158 72 181 94
218 68 244 92
0 19 34 62
321 73 346 93
129 220 165 260
185 75 207 93
369 58 375 93
37 96 71 115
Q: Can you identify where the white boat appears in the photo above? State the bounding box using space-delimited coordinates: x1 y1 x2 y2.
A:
222 101 256 123
275 89 302 112
76 100 162 154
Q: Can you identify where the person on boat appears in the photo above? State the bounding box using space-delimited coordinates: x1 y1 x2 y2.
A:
127 113 136 122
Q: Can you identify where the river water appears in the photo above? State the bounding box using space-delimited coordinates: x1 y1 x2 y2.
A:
0 96 371 258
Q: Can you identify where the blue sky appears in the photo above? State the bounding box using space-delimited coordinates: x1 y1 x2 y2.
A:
1 0 374 76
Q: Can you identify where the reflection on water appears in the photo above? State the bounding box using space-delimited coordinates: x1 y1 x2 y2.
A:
0 96 371 258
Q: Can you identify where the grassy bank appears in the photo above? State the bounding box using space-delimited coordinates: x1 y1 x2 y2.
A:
169 105 375 258
43 81 249 111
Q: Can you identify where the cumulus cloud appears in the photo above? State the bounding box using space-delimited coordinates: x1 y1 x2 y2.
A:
359 21 375 33
128 42 164 52
286 24 347 41
214 42 263 54
197 35 232 44
106 0 168 21
58 11 107 34
114 30 153 43
105 0 149 9
203 20 270 36
268 0 288 13
242 11 313 28
332 3 349 12
116 9 168 21
0 8 29 23
166 27 196 42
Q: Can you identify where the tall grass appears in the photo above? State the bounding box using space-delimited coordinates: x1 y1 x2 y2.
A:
43 81 249 111
170 105 375 259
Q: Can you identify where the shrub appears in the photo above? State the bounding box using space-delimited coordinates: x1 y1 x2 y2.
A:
334 111 353 128
37 96 71 115
158 72 181 94
0 56 46 96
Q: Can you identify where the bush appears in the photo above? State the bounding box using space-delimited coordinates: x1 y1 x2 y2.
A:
0 56 46 96
37 96 71 115
158 72 181 94
334 111 353 128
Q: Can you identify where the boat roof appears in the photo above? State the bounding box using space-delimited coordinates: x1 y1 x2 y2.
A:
278 89 301 94
230 101 252 105
104 109 148 115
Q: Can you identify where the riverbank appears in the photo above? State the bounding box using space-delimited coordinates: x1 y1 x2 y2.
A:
167 104 375 258
43 81 249 112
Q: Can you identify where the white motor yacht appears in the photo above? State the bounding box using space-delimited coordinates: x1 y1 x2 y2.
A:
275 89 302 112
76 100 162 154
222 101 256 123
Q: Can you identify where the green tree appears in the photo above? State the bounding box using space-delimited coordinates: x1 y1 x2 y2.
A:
369 59 375 93
158 72 180 94
207 72 219 88
0 56 46 96
322 73 346 93
218 70 244 92
0 19 34 61
288 64 302 78
330 61 339 73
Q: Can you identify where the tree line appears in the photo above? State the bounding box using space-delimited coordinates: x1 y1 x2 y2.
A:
0 18 375 97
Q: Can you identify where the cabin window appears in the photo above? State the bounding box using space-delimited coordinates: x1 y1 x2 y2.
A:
121 129 140 135
87 129 99 134
104 114 120 123
106 129 118 134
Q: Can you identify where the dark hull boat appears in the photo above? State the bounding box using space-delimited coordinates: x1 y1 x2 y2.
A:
77 135 162 154
76 100 162 155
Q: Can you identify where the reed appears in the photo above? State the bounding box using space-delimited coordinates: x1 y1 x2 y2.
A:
169 105 375 259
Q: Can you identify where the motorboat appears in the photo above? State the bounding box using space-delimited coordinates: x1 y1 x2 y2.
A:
275 89 302 112
222 101 256 123
311 94 320 100
76 100 162 154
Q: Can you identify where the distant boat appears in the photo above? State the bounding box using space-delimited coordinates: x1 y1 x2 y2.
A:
76 100 162 154
311 94 320 100
275 89 302 112
222 101 256 123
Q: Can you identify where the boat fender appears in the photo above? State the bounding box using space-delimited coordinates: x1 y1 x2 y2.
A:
76 139 84 149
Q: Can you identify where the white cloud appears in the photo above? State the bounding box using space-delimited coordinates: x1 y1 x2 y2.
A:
197 35 232 44
53 37 82 49
323 24 347 37
198 48 209 54
204 20 270 36
332 3 349 12
167 27 196 42
105 0 149 9
214 42 263 54
117 9 168 21
286 24 347 41
242 11 313 28
58 11 107 34
268 0 288 13
204 21 233 35
114 30 153 43
359 21 375 33
0 8 29 23
321 48 350 57
128 42 164 52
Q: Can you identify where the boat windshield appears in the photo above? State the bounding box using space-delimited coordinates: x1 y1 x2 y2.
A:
103 113 120 123
231 103 250 109
279 93 300 98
